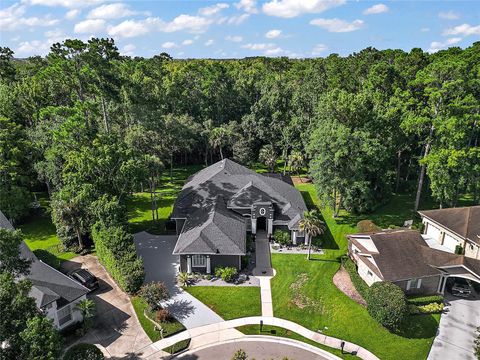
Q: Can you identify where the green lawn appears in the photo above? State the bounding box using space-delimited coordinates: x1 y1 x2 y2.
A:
185 286 262 320
271 253 440 360
131 296 186 342
18 193 76 268
237 325 359 360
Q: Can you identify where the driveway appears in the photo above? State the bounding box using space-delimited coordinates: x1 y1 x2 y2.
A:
134 231 223 329
61 255 153 359
428 293 480 360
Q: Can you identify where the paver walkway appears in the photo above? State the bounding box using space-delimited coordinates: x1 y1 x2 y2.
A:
251 230 275 317
428 294 480 360
142 316 380 360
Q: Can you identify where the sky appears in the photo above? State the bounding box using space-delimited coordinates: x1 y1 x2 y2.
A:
0 0 479 59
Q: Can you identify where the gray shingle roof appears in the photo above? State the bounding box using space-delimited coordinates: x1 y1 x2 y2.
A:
419 206 480 245
172 159 307 228
0 210 14 230
173 196 246 255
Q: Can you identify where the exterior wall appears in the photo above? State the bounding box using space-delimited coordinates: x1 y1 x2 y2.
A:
465 241 480 260
422 218 466 252
46 295 86 330
175 219 186 235
394 275 441 296
179 255 241 273
357 258 382 286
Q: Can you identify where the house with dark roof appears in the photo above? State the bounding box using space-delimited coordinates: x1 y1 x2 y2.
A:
348 229 480 295
171 159 308 274
419 206 480 260
0 210 89 330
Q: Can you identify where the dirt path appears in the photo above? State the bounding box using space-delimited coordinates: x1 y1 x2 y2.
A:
332 266 366 306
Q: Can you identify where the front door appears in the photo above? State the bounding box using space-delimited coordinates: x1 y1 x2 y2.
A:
257 216 266 231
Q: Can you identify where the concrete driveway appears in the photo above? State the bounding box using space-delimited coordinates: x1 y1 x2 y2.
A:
134 231 223 329
428 293 480 360
61 255 153 359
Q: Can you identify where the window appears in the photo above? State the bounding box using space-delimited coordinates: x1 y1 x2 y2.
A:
407 278 422 290
192 255 206 267
57 305 72 326
470 244 475 250
367 270 373 277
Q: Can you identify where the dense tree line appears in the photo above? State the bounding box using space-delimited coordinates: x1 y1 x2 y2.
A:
0 39 479 249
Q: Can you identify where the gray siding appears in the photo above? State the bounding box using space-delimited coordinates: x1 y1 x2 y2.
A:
179 255 241 273
394 275 441 296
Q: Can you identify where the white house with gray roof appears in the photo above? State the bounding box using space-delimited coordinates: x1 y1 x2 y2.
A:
171 159 307 274
0 210 89 330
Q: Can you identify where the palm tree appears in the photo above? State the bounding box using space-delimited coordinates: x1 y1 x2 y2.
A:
76 298 96 335
299 210 326 260
288 150 304 181
209 126 229 160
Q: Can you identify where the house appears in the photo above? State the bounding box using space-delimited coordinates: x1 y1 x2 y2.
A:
0 210 89 330
171 158 308 274
419 206 480 259
348 229 480 295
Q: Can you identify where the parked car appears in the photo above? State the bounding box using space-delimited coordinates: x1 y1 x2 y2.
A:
450 278 471 298
68 268 99 291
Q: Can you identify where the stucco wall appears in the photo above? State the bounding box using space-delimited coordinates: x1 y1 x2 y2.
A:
357 258 382 286
465 242 480 260
394 275 441 295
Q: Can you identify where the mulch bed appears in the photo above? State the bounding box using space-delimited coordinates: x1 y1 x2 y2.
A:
333 266 367 306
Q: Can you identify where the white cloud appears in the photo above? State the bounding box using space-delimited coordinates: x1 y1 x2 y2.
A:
428 37 462 53
162 41 178 49
107 18 158 38
160 14 213 33
311 43 327 56
242 42 275 50
264 47 283 56
24 0 105 8
262 0 345 18
226 13 250 25
205 39 214 46
199 3 229 17
443 23 480 36
1 3 59 31
265 29 282 38
420 27 430 32
225 35 243 42
74 18 105 33
182 39 194 45
438 11 460 20
16 40 50 56
363 4 388 15
121 43 136 55
65 9 80 19
87 3 135 19
235 0 258 14
44 28 66 43
310 18 364 32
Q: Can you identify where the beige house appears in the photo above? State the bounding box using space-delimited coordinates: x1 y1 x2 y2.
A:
419 206 480 260
348 230 480 295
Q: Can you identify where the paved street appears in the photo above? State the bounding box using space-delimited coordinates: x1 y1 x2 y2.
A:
134 231 224 329
428 293 480 360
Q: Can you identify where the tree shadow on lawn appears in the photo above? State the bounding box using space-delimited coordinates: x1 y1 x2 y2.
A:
396 314 439 339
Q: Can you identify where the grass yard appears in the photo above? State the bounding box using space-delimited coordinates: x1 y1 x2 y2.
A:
18 193 76 268
237 325 359 360
271 253 440 360
131 296 186 342
185 286 262 320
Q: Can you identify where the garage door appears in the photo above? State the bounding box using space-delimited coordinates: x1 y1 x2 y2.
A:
426 223 441 241
443 234 459 252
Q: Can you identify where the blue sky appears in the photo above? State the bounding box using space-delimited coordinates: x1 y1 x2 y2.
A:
0 0 479 58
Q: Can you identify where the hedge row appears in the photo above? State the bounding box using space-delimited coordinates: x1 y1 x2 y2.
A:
407 294 444 306
343 258 370 300
92 223 145 294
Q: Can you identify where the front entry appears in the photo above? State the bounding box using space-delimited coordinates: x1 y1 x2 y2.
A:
257 216 266 231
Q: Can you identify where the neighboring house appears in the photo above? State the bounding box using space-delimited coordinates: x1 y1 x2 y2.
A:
0 210 89 330
348 229 480 295
171 158 307 274
419 206 480 260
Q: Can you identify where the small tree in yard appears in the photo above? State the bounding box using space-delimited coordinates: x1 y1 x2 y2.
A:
63 343 104 360
232 349 248 360
274 229 290 246
299 210 326 260
139 282 169 311
76 299 96 336
367 282 408 331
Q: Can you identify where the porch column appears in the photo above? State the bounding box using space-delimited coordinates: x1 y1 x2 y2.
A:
292 231 297 245
206 256 211 274
251 218 257 235
304 233 309 245
187 256 192 274
267 219 273 236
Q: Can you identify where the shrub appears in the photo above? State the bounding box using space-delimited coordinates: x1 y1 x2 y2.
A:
417 302 444 314
155 308 171 323
215 266 238 282
63 343 104 360
357 220 381 233
343 259 369 300
455 244 464 255
274 229 290 246
91 223 145 294
177 272 190 288
367 282 408 331
139 282 169 311
232 349 248 360
407 294 444 306
474 327 480 360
